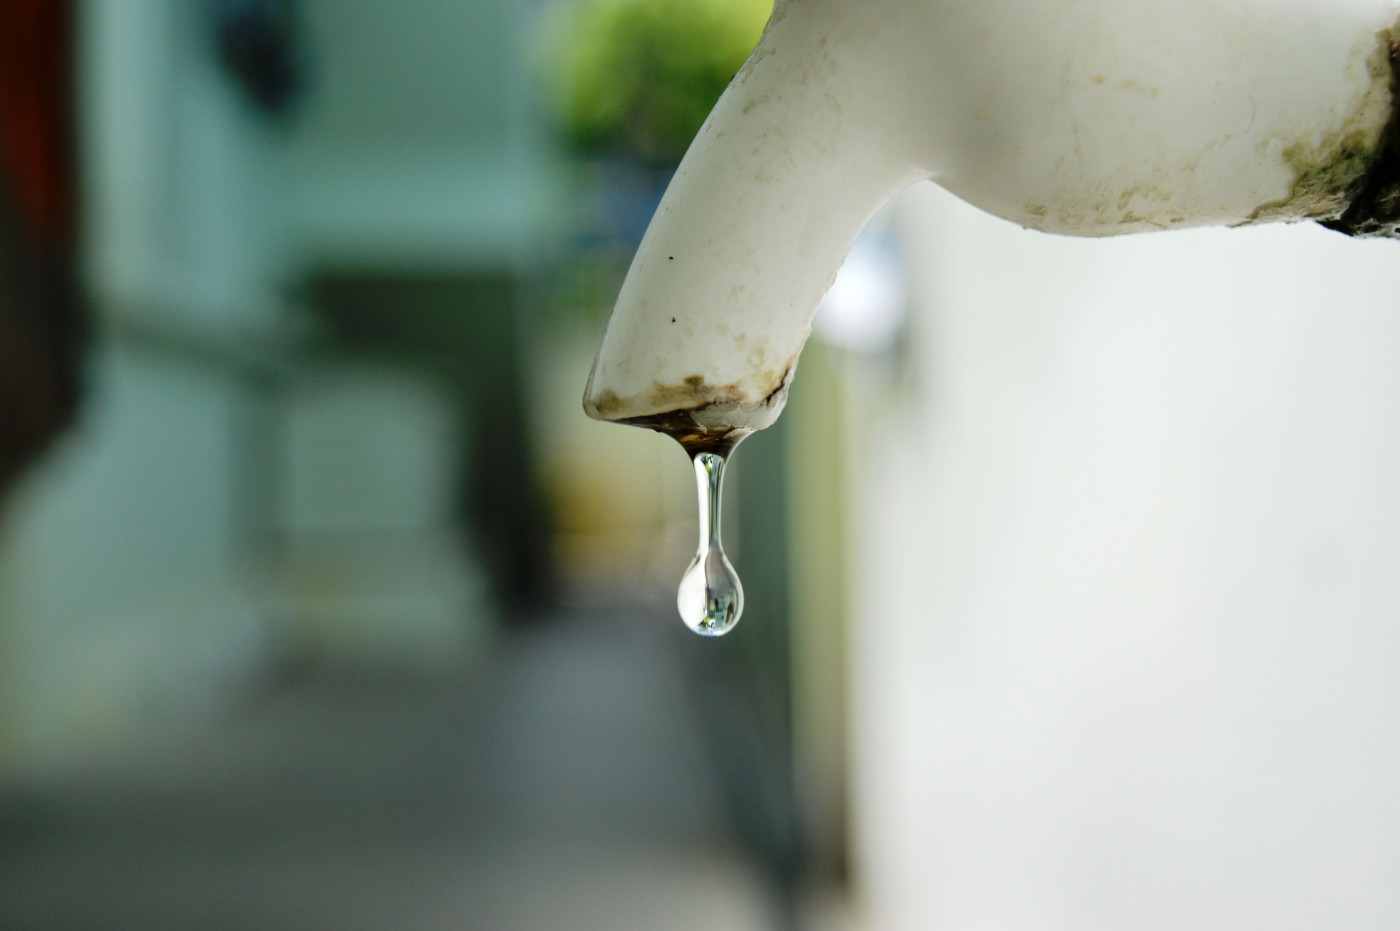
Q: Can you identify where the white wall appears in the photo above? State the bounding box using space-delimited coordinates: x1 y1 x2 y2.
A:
852 183 1400 929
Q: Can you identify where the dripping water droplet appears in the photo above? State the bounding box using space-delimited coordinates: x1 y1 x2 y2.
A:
611 410 750 637
677 447 743 636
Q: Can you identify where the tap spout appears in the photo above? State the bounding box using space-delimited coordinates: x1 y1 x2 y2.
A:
585 0 1400 436
582 0 922 437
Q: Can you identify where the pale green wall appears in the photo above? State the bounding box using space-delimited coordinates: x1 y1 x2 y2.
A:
0 0 546 776
296 0 516 145
287 0 562 270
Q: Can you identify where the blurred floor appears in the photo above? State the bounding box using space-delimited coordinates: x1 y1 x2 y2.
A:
0 604 787 930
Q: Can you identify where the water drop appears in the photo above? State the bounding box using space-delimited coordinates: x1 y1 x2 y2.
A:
677 448 744 636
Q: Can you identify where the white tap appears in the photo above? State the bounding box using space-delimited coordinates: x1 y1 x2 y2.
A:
584 0 1400 438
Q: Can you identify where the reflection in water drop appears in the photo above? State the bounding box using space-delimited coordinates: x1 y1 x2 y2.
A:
677 449 744 636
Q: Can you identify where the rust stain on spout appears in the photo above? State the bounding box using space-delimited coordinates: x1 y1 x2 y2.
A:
584 362 796 447
1324 37 1400 237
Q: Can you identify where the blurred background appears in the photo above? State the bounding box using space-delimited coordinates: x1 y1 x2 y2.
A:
0 1 832 928
5 1 1400 929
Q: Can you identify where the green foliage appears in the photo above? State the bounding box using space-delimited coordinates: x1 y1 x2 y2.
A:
541 0 770 164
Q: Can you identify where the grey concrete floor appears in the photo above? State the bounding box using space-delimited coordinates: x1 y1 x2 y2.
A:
0 605 782 930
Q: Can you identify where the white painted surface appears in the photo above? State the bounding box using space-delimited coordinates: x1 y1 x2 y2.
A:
851 183 1400 929
585 0 1400 427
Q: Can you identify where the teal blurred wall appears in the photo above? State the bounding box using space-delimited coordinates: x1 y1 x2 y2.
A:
0 0 561 776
